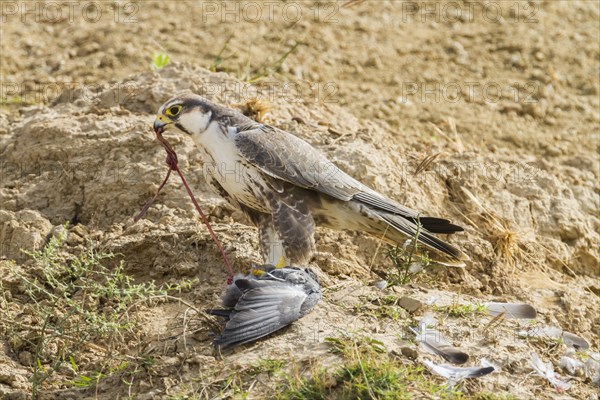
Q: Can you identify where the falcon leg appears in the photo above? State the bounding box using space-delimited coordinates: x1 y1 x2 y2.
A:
269 193 316 266
241 189 317 266
241 206 286 266
259 223 286 266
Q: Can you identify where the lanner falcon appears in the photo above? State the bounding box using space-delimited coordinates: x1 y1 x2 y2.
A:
153 94 468 267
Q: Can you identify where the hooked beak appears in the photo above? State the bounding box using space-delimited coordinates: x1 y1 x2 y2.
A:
153 115 170 135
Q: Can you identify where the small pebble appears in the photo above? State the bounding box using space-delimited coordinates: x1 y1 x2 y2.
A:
398 296 423 313
400 346 419 360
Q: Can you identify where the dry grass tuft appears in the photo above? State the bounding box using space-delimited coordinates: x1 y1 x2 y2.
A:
413 153 440 176
343 0 367 8
460 188 522 269
237 98 273 123
428 117 465 152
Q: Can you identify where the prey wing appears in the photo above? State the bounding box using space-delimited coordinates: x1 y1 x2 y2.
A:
214 278 308 348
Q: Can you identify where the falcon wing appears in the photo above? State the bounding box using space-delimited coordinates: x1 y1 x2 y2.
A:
234 125 420 217
213 278 308 349
234 125 462 233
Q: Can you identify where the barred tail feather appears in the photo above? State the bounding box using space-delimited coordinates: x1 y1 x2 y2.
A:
379 212 468 267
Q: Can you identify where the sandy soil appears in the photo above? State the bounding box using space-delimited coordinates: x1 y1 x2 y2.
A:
0 1 599 399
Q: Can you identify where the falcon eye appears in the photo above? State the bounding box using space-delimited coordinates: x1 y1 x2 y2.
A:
166 105 182 117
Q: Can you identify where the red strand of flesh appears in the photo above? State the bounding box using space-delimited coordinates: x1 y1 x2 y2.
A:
134 168 172 223
135 131 235 284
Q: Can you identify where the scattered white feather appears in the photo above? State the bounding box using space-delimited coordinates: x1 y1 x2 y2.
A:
562 331 590 350
373 280 387 289
484 302 537 319
529 352 571 392
426 296 441 306
412 319 445 353
411 321 469 364
481 358 501 372
558 355 584 376
584 353 600 387
588 351 600 362
423 359 495 387
420 313 438 328
408 262 424 274
519 326 589 349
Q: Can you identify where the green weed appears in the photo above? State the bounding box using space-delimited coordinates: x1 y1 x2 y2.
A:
386 221 432 285
434 302 487 318
1 224 194 396
208 37 301 82
151 51 170 70
280 334 456 400
248 358 286 377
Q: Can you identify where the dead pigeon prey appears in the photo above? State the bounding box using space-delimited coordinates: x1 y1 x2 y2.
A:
209 265 322 349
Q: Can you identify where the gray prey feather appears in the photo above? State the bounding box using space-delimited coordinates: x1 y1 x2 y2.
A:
209 265 321 349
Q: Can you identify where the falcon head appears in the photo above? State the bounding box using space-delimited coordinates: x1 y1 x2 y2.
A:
153 94 214 136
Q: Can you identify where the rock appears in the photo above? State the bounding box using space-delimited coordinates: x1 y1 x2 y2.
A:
2 391 29 400
400 346 419 360
534 51 545 61
0 210 52 261
398 296 423 313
